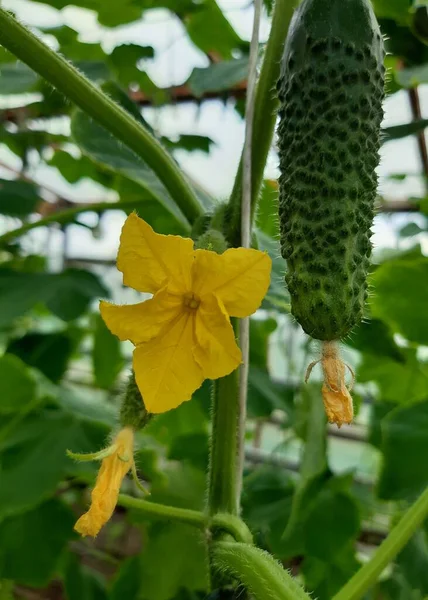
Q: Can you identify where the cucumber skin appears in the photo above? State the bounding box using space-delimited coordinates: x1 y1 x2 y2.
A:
277 0 385 341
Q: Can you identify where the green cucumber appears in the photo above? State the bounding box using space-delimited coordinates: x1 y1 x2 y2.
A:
277 0 385 341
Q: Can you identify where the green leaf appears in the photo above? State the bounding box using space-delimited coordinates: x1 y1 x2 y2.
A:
182 0 245 59
58 386 118 427
396 64 428 87
281 386 328 557
0 409 102 518
188 58 248 96
49 150 112 185
93 314 123 389
399 222 425 237
0 354 36 414
108 44 155 88
162 134 215 154
242 466 295 556
0 179 41 217
45 268 108 321
70 111 188 228
378 399 428 499
373 0 412 23
345 319 404 362
302 549 360 600
138 523 209 600
64 553 108 600
43 25 106 62
304 491 360 560
7 332 76 383
382 119 428 142
0 62 38 94
397 528 428 595
370 256 428 345
0 499 74 586
109 556 140 600
248 367 295 418
168 432 209 471
0 268 108 326
358 350 428 404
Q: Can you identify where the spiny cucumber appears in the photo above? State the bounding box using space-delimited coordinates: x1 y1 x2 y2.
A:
277 0 385 343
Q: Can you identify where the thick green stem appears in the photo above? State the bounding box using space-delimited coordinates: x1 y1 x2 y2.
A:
0 199 189 245
207 366 240 516
212 541 311 600
118 496 252 544
0 9 202 224
118 494 207 528
227 0 297 245
333 486 428 600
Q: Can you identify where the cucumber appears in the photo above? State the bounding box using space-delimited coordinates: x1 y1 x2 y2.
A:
277 0 385 341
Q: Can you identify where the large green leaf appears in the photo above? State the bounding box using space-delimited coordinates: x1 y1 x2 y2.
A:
0 179 41 217
382 119 428 142
64 553 108 600
396 528 428 595
345 319 404 362
373 0 412 23
370 256 428 345
7 332 76 383
304 491 360 560
188 58 248 96
302 549 360 600
396 64 428 87
0 408 105 518
93 314 123 389
0 354 36 414
0 268 108 326
181 0 245 59
109 556 140 600
378 399 428 499
0 63 38 94
242 466 295 556
0 499 75 587
358 350 428 404
281 385 328 557
138 523 209 600
108 44 155 88
70 111 189 228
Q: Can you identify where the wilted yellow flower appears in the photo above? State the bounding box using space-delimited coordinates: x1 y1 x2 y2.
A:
100 213 271 413
73 427 136 537
306 341 354 427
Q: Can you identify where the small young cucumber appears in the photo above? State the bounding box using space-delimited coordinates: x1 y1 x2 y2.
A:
277 0 385 342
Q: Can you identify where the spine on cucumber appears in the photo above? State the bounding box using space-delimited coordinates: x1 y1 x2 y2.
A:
277 0 385 341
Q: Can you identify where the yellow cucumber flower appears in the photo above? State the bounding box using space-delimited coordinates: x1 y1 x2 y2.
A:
100 213 271 413
72 427 139 537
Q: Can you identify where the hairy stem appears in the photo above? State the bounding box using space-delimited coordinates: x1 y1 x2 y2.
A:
118 496 252 544
0 8 202 224
237 0 263 511
333 486 428 600
212 541 311 600
227 0 298 246
118 494 207 528
207 367 240 516
0 199 189 245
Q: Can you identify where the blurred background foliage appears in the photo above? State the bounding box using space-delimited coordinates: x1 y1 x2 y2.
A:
1 0 428 599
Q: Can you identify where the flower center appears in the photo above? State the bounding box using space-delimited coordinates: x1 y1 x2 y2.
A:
183 292 201 311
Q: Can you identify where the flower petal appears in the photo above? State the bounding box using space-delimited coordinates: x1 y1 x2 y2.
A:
117 213 194 294
194 293 242 379
133 312 204 413
100 287 182 345
192 248 271 317
74 428 134 537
